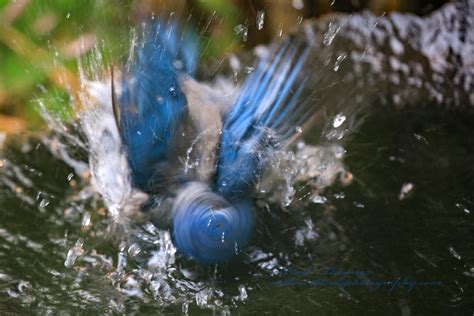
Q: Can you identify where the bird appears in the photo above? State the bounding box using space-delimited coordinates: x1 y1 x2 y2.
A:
111 20 315 264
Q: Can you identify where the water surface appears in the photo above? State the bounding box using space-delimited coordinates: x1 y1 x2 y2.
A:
0 104 472 314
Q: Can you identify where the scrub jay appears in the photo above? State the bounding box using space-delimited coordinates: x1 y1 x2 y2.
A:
112 21 314 264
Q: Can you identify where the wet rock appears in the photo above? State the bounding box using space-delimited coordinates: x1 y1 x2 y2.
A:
208 2 474 112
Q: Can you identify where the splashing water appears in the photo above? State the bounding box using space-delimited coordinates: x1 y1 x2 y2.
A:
2 22 351 312
1 4 474 314
256 11 265 31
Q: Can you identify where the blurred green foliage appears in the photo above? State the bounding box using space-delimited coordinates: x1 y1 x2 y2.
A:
0 0 133 130
0 0 448 133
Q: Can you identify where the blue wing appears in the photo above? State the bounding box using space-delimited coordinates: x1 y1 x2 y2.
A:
215 38 314 199
115 21 198 192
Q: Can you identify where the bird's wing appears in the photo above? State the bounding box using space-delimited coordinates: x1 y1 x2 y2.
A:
215 37 315 200
114 22 198 192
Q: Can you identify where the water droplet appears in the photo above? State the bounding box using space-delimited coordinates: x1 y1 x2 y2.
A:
323 22 341 46
117 249 127 271
81 211 91 227
238 284 248 300
222 305 231 316
449 246 461 260
64 238 84 268
334 145 346 159
66 13 71 19
244 66 255 73
39 198 50 208
196 289 211 307
169 85 177 96
325 128 348 140
295 218 319 246
292 0 304 10
150 277 173 300
143 222 159 235
67 173 74 181
282 184 295 207
119 241 127 252
332 113 346 128
311 195 327 204
297 16 303 24
256 11 265 30
333 52 347 71
128 243 141 257
353 201 365 208
234 24 248 42
334 192 345 199
182 302 189 315
277 23 283 37
330 0 336 6
295 126 303 134
455 203 470 214
463 266 474 277
414 133 429 145
17 280 31 293
398 182 414 200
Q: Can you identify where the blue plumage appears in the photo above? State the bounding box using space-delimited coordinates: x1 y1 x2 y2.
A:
115 21 314 263
116 22 197 191
216 39 312 200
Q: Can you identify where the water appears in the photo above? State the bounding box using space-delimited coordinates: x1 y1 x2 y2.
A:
1 2 474 314
1 103 472 314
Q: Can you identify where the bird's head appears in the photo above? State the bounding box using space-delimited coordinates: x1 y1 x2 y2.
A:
172 182 255 264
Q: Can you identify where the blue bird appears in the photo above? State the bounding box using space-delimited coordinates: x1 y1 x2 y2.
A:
113 21 315 264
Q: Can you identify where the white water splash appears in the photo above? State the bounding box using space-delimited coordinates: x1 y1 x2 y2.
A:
257 11 265 30
259 142 348 207
34 21 355 312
